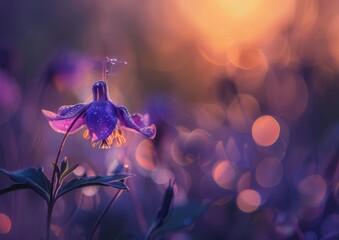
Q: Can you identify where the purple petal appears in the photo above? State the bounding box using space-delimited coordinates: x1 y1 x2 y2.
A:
85 101 118 141
57 103 87 117
116 105 156 139
42 103 87 134
131 114 146 126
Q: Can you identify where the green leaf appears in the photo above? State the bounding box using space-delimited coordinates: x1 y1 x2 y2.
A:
56 173 132 199
152 203 208 237
0 167 51 202
60 164 79 181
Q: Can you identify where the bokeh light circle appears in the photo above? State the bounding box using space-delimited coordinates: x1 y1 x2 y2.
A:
227 94 260 132
212 160 236 189
237 171 252 192
0 213 11 234
135 139 156 171
266 72 308 121
151 168 173 185
172 128 214 167
252 115 280 146
298 175 327 206
255 157 284 188
236 189 261 213
81 186 99 197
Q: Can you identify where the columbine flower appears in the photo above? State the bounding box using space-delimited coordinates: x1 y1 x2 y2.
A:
42 80 156 149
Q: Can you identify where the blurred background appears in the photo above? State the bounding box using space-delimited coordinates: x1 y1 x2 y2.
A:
1 0 339 239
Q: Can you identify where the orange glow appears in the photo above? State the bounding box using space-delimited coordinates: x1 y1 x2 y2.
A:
73 165 86 177
227 45 267 71
255 157 284 188
328 16 339 67
264 35 291 66
0 213 11 234
124 161 130 169
252 115 280 147
51 224 61 238
135 139 156 171
266 73 308 121
212 160 236 189
227 45 268 93
195 103 226 130
298 175 327 206
140 0 191 72
237 171 252 192
227 94 260 132
175 0 295 64
151 168 173 185
236 189 261 213
81 186 99 197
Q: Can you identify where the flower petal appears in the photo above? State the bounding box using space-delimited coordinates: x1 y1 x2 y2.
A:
42 103 87 134
131 113 147 126
85 101 118 141
116 105 156 139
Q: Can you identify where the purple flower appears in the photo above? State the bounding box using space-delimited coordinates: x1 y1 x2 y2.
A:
42 81 156 149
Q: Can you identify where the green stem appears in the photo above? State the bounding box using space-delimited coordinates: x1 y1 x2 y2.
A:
45 108 87 240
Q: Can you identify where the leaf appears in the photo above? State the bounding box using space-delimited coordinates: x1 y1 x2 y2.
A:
60 157 68 174
0 167 51 202
146 181 174 239
60 164 79 181
56 173 132 199
0 183 30 194
153 182 174 228
152 203 208 237
51 162 60 179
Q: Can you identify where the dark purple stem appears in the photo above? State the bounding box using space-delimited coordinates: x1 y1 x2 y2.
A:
46 108 87 240
89 188 124 240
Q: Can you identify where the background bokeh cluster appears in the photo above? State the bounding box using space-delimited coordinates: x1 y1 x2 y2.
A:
1 0 339 239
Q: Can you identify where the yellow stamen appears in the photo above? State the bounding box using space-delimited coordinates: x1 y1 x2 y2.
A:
118 129 123 136
116 137 122 147
112 129 118 138
110 127 127 147
83 129 90 140
99 140 111 149
106 136 113 146
91 141 97 148
119 136 126 143
86 128 126 149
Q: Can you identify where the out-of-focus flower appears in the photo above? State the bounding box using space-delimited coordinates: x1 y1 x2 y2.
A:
42 80 156 149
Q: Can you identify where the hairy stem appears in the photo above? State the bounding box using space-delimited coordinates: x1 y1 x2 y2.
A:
46 109 86 240
89 188 124 240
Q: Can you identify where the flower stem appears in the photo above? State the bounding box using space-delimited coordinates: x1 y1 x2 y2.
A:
46 109 87 240
89 188 123 240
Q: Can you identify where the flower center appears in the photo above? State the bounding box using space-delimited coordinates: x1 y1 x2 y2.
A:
83 128 126 149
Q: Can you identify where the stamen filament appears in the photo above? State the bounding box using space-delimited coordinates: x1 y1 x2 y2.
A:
83 129 90 140
85 128 126 149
